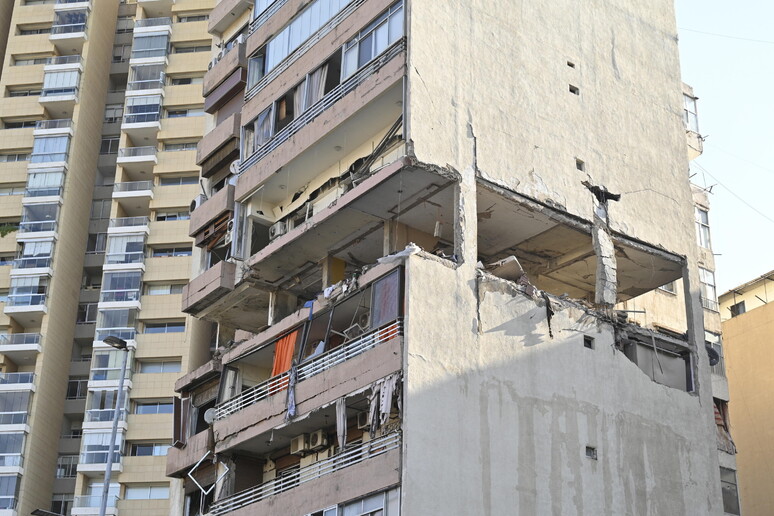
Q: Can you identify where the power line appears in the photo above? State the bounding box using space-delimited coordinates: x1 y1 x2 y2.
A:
679 27 774 45
692 162 774 225
704 142 774 174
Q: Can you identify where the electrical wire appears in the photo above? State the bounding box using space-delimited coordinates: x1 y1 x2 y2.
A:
704 142 774 174
692 161 774 225
679 27 774 45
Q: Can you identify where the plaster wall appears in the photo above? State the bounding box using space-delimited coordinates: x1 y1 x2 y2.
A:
406 0 696 258
401 255 722 515
722 302 774 516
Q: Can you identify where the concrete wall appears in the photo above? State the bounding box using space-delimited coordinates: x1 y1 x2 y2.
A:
722 302 774 516
406 0 695 258
402 254 722 515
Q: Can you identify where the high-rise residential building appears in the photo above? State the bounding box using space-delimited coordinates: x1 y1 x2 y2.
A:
0 0 214 514
719 272 774 516
164 1 728 515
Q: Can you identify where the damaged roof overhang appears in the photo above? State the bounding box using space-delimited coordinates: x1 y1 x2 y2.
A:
477 179 684 302
244 158 457 294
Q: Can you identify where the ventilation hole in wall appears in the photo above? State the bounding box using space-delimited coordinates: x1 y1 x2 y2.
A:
569 85 580 95
584 335 594 349
576 158 585 172
585 446 598 460
567 61 576 68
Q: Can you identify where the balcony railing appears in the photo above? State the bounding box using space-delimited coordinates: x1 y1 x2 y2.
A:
79 451 122 465
113 181 153 193
130 48 168 60
56 0 89 3
123 112 161 124
0 333 41 346
134 17 171 28
0 373 34 384
13 256 52 269
6 294 46 306
25 186 63 198
41 86 78 97
240 38 405 175
0 497 15 510
118 146 156 158
701 296 719 312
85 408 126 423
19 220 58 232
35 119 72 130
109 216 149 228
105 251 144 266
0 454 22 467
30 151 68 163
95 328 136 341
215 320 401 420
249 0 288 35
74 495 119 508
0 412 27 425
50 23 87 35
46 55 82 65
127 75 165 91
100 289 140 303
210 432 401 515
245 0 364 102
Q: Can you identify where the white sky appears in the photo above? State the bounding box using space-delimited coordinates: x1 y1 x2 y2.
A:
675 1 774 294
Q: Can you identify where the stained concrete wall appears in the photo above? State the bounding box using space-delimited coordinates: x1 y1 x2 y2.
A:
402 254 722 515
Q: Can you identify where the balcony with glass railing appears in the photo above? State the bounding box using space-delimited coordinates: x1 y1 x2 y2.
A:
94 328 136 342
18 220 58 233
127 73 166 92
134 17 172 30
0 453 23 468
100 288 141 304
0 373 35 386
85 408 126 424
73 494 119 516
0 333 42 359
34 118 73 135
24 185 63 198
50 23 87 35
108 216 149 233
45 55 82 66
12 256 52 270
113 181 154 195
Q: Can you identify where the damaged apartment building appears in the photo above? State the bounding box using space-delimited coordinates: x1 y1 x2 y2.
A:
167 0 727 514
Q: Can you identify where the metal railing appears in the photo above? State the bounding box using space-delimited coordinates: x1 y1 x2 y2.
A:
100 290 140 303
30 151 68 163
56 0 89 4
245 0 364 102
79 451 122 465
249 0 288 35
35 119 72 130
134 17 171 28
46 55 82 65
50 23 87 35
240 38 405 174
701 296 719 312
216 320 401 420
113 181 153 192
19 220 58 232
109 216 149 228
13 257 52 269
130 48 168 59
74 495 119 508
118 146 156 158
123 112 160 124
0 333 41 346
127 75 165 91
211 432 401 515
95 328 136 341
0 372 34 384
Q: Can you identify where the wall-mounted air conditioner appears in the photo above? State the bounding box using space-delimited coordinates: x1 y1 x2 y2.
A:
190 194 206 213
269 221 287 240
290 434 309 456
309 429 328 451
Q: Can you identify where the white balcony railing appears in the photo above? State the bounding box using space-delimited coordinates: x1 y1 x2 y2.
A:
74 495 119 508
0 373 35 385
215 320 401 420
46 55 82 66
35 119 72 130
118 146 156 158
51 23 87 35
239 38 405 175
109 216 149 228
249 0 288 35
134 17 171 28
0 333 41 347
113 181 153 193
210 432 400 515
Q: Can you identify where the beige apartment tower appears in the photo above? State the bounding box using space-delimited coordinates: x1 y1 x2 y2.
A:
0 0 215 514
160 0 732 515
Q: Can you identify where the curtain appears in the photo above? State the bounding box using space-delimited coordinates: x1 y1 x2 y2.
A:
271 330 298 377
306 64 327 107
293 78 307 116
43 71 78 89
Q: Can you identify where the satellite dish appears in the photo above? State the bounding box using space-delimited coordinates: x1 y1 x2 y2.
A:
203 408 216 425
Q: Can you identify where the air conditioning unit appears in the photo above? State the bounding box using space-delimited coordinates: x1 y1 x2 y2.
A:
224 219 234 246
317 446 335 460
290 434 309 456
269 221 287 240
190 194 206 213
357 412 369 430
248 197 276 225
309 429 328 451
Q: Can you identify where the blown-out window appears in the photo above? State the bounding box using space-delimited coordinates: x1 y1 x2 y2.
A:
342 1 403 78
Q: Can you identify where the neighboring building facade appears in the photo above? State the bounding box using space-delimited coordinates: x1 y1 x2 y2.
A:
720 272 774 516
0 0 214 514
166 1 727 515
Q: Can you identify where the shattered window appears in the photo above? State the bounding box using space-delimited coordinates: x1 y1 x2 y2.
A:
371 270 400 328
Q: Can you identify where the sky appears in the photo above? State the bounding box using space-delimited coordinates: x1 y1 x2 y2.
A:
675 1 774 294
